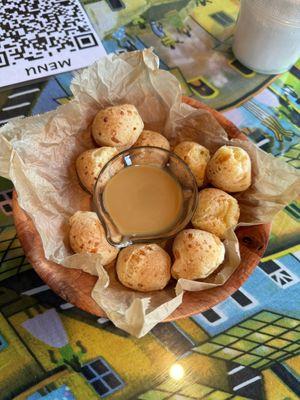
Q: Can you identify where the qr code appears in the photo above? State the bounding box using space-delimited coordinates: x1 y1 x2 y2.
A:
0 0 98 68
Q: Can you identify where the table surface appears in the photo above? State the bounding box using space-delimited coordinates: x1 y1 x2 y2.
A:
0 1 299 400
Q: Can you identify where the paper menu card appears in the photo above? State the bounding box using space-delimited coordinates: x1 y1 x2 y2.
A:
0 0 106 87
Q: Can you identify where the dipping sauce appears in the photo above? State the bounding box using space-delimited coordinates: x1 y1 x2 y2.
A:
103 165 183 236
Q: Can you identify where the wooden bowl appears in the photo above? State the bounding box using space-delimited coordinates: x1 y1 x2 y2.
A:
12 97 271 321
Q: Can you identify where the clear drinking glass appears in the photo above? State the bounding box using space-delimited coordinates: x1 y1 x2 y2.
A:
233 0 300 74
94 146 198 248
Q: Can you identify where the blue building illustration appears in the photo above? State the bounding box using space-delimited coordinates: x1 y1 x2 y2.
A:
192 253 300 336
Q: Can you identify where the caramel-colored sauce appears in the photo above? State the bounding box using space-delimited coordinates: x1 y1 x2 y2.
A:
103 165 183 236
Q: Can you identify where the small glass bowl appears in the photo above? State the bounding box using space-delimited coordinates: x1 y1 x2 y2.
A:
94 146 197 248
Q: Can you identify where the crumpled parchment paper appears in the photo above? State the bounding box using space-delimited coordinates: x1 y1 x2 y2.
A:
0 49 299 337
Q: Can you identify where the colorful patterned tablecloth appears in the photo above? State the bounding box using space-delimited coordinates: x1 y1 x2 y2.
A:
0 1 299 400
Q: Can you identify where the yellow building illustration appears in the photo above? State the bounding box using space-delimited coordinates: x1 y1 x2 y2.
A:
1 288 299 400
191 0 239 42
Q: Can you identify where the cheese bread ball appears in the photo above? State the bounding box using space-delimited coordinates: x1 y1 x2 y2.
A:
69 211 119 264
192 188 240 239
76 147 118 193
92 104 144 147
172 229 225 280
116 244 171 292
133 130 170 166
134 130 170 150
207 145 251 192
174 141 210 187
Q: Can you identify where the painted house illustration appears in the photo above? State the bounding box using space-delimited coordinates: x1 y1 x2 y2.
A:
137 311 300 399
192 253 299 336
0 255 299 400
1 306 299 399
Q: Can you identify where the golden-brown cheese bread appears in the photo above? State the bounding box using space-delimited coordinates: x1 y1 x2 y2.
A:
172 229 225 280
134 130 170 150
116 243 171 292
192 188 240 239
76 147 118 193
174 141 210 187
92 104 144 147
69 211 119 264
207 145 251 192
133 130 170 166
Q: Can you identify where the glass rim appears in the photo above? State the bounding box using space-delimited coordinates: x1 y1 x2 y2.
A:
241 0 300 26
